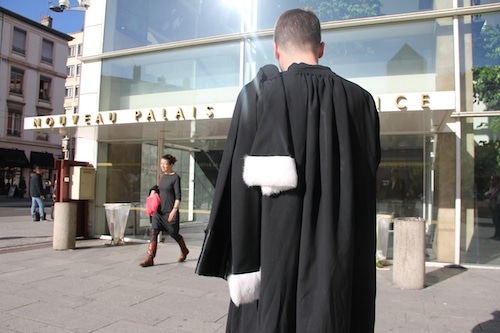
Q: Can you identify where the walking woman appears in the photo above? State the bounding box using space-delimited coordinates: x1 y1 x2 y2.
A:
140 154 189 267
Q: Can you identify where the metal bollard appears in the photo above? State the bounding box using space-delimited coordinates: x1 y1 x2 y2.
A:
393 217 425 289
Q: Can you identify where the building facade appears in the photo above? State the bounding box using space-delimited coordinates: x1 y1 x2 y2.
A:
0 7 72 197
26 0 500 267
63 31 84 160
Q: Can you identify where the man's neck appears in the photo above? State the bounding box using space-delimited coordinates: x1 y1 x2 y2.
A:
278 52 318 71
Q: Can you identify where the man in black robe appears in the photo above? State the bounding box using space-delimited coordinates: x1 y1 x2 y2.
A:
196 8 380 332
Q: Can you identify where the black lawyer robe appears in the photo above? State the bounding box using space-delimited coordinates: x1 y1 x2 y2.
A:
196 63 381 332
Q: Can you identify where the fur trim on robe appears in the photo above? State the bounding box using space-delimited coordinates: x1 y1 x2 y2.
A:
243 156 297 195
227 270 261 306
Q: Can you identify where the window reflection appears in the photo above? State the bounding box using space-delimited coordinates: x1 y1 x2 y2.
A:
256 0 452 30
472 13 500 112
100 43 240 110
104 0 241 52
463 12 500 265
462 116 500 265
10 67 24 95
102 0 499 54
377 135 431 220
243 20 449 92
320 20 451 94
12 27 26 55
39 76 51 101
244 38 275 82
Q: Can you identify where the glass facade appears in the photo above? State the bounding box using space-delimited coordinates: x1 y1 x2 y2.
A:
462 116 500 265
460 11 500 266
87 0 500 266
257 0 441 29
323 19 452 91
100 43 241 110
102 0 469 53
103 0 241 52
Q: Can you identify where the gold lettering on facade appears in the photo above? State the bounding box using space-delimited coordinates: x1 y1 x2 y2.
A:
396 96 407 110
206 106 214 119
176 108 185 120
25 94 454 131
421 94 431 109
147 109 156 121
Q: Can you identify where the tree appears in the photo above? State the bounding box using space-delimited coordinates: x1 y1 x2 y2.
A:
472 20 500 188
300 0 381 21
473 22 500 111
300 0 382 60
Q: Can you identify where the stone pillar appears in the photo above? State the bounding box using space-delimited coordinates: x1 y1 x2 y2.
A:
53 202 77 250
393 217 425 289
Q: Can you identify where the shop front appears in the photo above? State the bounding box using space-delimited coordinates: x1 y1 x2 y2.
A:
0 147 30 197
24 1 500 267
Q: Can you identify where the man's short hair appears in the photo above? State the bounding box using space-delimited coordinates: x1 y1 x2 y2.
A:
274 8 322 54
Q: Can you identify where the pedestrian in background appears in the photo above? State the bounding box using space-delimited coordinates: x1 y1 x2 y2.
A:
484 175 500 240
29 166 46 221
18 176 26 198
139 154 189 267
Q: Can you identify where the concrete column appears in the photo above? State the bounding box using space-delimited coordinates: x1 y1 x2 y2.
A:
53 202 77 250
393 217 425 289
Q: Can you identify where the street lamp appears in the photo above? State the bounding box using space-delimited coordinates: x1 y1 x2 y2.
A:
50 0 90 13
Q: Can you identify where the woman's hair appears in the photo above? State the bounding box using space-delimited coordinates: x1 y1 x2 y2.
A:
162 154 177 165
274 8 321 54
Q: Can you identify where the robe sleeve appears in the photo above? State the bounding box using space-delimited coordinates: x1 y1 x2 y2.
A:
196 65 281 306
242 71 298 196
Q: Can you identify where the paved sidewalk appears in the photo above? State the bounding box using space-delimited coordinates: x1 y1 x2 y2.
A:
0 210 499 332
0 196 51 208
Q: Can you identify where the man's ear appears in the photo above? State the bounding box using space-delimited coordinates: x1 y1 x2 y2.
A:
318 42 325 59
273 42 280 60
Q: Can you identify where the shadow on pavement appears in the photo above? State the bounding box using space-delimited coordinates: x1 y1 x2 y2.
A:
0 236 50 240
425 264 468 287
74 241 142 250
471 310 500 333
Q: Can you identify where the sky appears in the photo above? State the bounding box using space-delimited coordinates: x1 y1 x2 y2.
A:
0 0 85 34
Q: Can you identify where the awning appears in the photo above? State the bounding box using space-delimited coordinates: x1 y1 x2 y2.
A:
30 151 55 169
0 148 30 168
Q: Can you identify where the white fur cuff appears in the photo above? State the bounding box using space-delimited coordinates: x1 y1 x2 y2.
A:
227 270 261 306
243 156 297 196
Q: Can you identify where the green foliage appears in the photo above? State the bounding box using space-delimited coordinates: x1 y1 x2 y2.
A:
473 66 500 110
299 0 381 21
472 22 500 181
301 0 381 62
475 140 500 196
473 23 500 111
481 24 500 62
